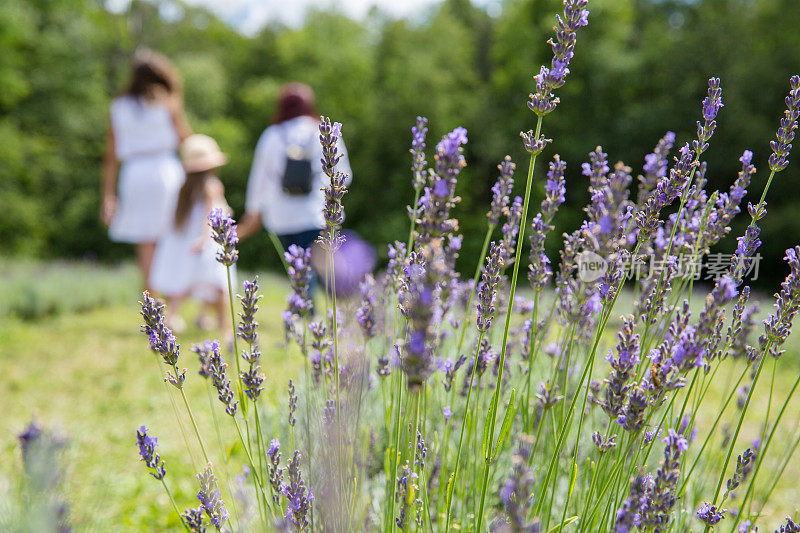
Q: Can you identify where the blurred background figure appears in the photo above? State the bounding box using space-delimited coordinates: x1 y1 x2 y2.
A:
101 48 192 289
149 134 234 336
238 82 352 256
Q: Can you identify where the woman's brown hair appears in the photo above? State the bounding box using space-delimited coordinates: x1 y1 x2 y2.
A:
174 171 212 230
126 48 182 101
271 82 318 124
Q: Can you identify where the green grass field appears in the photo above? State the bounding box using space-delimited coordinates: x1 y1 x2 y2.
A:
2 260 800 530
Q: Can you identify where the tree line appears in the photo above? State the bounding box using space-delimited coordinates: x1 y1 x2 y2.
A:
1 0 798 287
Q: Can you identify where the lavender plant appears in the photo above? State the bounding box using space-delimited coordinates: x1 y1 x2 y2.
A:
131 2 800 532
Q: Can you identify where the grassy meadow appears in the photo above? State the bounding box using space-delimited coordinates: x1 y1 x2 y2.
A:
2 260 800 530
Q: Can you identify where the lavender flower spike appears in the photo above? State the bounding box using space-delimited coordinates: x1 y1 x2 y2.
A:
695 77 723 154
182 507 206 532
410 116 429 192
760 245 800 357
283 450 314 530
319 116 349 249
769 74 800 172
237 277 262 346
208 208 239 266
614 471 650 533
476 242 504 333
527 0 590 117
639 429 688 530
207 340 239 416
197 464 229 531
140 291 185 388
487 156 516 226
696 502 725 526
136 425 166 480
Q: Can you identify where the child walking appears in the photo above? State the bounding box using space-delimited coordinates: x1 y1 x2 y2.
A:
149 134 235 336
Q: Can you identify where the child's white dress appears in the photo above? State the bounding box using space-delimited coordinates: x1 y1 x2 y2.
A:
149 202 234 301
108 95 184 243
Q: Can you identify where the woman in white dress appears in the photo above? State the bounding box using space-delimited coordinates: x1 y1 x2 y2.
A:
100 49 191 289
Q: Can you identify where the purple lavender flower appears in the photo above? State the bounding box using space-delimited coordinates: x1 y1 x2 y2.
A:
415 128 468 245
476 242 504 333
725 447 756 495
441 354 467 392
727 287 758 360
696 502 725 526
488 156 516 226
615 471 650 533
208 208 239 266
356 274 377 339
182 507 206 532
760 246 800 357
197 464 229 530
639 429 688 530
267 438 283 505
287 379 297 427
387 241 408 290
617 386 649 433
603 316 641 418
702 150 756 249
635 143 698 242
584 146 610 192
399 245 448 390
542 155 567 223
140 291 185 388
207 341 238 416
135 426 166 480
192 340 216 379
639 132 676 204
730 217 763 282
500 445 537 532
777 517 800 533
395 461 421 530
592 432 617 453
500 196 523 266
319 116 343 177
768 75 800 172
283 451 313 530
283 245 313 335
319 116 349 249
695 77 723 154
442 405 453 421
410 116 429 192
527 0 590 117
237 277 261 346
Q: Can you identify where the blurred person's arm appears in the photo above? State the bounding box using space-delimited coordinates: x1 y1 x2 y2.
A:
167 94 192 142
100 118 119 227
239 129 272 240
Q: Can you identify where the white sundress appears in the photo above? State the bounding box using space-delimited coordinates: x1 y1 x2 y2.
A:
149 201 234 301
108 95 184 243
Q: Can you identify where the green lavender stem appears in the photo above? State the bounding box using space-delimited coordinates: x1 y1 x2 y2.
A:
160 478 191 532
475 113 543 532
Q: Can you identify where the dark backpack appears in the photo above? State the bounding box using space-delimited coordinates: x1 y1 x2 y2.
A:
280 126 315 195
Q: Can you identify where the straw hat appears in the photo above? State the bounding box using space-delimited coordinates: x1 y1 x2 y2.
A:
180 134 228 173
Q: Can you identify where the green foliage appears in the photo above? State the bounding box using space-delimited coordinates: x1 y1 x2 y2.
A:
2 0 799 285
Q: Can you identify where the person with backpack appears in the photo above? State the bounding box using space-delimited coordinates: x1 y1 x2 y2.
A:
238 83 352 255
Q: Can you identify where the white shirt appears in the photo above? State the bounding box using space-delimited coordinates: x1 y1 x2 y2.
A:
245 116 352 235
110 96 179 161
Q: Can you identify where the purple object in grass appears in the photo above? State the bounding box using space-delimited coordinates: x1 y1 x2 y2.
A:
314 230 377 298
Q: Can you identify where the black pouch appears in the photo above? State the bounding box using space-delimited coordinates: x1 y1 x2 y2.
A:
281 129 315 195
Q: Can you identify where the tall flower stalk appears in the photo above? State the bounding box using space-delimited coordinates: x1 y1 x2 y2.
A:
476 1 590 529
